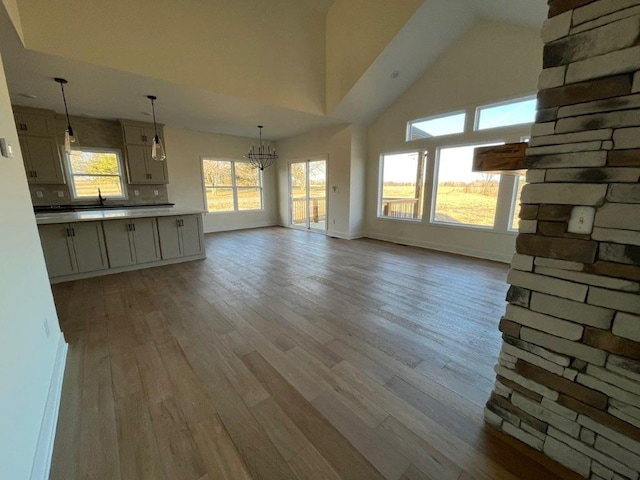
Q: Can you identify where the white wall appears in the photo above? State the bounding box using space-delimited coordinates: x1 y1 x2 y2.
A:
0 50 64 478
164 127 279 233
365 20 543 262
349 124 367 236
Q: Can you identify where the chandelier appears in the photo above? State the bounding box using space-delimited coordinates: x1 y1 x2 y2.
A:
245 125 277 170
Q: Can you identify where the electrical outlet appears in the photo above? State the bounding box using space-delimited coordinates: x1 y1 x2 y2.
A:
134 189 140 196
568 206 595 234
56 191 64 198
43 318 50 338
153 190 159 196
36 191 44 198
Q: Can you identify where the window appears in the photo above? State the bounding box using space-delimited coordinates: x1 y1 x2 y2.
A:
379 151 427 221
475 96 537 131
202 159 262 213
510 175 527 231
66 148 126 199
433 144 502 228
407 112 465 141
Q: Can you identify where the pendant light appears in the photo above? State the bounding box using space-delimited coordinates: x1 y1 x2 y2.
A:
54 78 77 153
147 95 166 161
245 125 277 171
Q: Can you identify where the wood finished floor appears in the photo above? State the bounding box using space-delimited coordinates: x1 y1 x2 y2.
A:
49 227 582 480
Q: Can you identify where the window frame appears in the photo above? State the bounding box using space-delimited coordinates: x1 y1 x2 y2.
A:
406 110 466 142
430 140 505 230
508 174 527 232
377 149 428 223
201 157 263 214
64 146 127 201
474 95 537 132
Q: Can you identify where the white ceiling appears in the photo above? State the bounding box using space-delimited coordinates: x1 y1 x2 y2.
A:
0 0 547 140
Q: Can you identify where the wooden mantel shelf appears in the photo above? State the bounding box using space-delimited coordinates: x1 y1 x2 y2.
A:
472 142 527 174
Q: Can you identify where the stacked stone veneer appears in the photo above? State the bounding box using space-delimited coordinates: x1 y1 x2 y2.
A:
485 1 640 479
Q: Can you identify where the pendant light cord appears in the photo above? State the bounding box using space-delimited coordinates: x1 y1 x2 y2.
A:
59 82 72 130
150 96 160 141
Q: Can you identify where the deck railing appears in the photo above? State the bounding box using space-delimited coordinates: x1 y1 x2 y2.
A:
381 198 420 219
292 197 326 224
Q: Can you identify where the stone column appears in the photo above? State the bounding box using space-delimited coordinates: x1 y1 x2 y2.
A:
486 1 640 479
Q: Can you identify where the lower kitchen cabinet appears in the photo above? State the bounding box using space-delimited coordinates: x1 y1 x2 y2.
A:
157 215 203 260
38 212 205 282
103 217 161 267
38 222 108 278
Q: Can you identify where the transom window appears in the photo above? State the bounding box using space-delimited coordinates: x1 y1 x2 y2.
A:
66 148 126 199
202 159 263 213
475 96 537 131
407 112 466 141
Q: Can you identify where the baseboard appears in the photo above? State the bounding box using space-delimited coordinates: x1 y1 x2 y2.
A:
327 230 363 240
364 232 512 263
30 334 68 480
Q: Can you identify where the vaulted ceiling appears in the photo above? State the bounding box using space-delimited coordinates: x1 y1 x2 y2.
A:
0 0 547 140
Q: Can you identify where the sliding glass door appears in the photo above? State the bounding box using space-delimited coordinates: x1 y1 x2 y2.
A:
289 159 327 232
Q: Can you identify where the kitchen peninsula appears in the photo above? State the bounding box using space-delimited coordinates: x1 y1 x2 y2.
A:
36 207 205 283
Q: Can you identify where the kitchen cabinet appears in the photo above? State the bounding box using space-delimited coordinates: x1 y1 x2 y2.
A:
157 215 203 259
38 222 108 278
14 110 55 137
125 144 168 184
123 125 155 145
121 119 168 184
103 217 161 267
13 106 64 184
20 136 64 184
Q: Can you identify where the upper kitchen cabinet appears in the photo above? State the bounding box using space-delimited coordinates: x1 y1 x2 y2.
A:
14 109 56 137
122 124 155 146
120 120 169 184
13 106 65 184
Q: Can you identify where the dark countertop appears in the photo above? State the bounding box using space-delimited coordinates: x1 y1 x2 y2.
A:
34 203 175 213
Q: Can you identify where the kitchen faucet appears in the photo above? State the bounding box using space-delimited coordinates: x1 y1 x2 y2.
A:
98 188 106 206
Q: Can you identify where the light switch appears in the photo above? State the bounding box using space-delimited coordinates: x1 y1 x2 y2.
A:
0 138 13 158
153 190 159 196
568 206 595 234
134 189 140 196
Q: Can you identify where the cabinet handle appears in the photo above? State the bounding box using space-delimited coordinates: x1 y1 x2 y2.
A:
176 219 180 227
65 227 70 237
71 227 75 237
34 171 38 178
132 223 136 232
